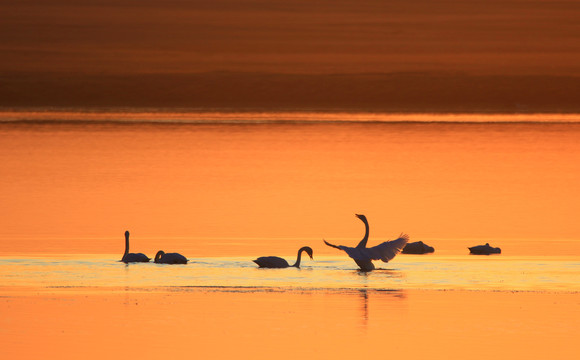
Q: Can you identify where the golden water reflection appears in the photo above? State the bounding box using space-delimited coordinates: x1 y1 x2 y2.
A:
1 120 579 256
1 255 578 292
1 287 577 360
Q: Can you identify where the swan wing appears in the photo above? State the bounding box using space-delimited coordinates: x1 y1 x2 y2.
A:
323 240 360 257
364 234 409 263
336 246 363 259
326 235 409 263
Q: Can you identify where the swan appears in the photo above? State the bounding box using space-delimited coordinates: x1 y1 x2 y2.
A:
253 246 314 268
402 241 435 254
323 214 409 271
121 231 150 263
154 250 188 264
468 243 501 255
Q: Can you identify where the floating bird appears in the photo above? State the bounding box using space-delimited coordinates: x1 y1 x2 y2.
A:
121 231 150 263
468 243 501 255
323 214 409 271
402 241 435 254
253 246 314 268
154 250 188 264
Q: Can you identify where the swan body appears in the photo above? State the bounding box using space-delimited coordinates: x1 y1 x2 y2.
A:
324 214 409 271
253 246 314 268
402 241 435 254
469 243 501 255
121 231 150 263
154 250 188 264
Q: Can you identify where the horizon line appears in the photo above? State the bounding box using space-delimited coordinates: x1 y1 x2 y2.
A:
1 109 580 124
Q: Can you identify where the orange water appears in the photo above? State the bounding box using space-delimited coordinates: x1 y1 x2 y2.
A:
1 254 579 292
1 114 579 360
1 288 578 360
1 115 579 256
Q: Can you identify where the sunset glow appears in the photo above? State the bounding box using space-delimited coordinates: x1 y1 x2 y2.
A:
1 0 579 359
2 111 580 124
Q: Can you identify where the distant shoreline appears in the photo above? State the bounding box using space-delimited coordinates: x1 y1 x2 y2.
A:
1 109 580 125
2 72 580 114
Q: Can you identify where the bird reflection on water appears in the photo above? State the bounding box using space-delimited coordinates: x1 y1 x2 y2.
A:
352 286 406 327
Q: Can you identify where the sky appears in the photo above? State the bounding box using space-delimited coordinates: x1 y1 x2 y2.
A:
1 0 580 112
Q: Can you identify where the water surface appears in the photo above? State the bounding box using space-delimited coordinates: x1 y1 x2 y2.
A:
1 254 578 292
1 113 579 360
1 114 579 255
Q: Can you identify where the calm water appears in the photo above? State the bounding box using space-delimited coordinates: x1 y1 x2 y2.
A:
0 112 579 290
1 254 578 292
1 113 579 360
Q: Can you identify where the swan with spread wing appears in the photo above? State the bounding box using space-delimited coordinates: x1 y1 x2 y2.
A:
324 214 408 271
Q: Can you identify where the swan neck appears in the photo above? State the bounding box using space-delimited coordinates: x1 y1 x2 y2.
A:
357 218 369 248
292 248 303 268
155 251 165 263
123 232 129 259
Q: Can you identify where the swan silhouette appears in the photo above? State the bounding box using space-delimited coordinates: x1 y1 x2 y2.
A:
121 231 150 263
402 241 435 254
324 214 409 271
468 243 501 255
253 246 314 268
154 250 188 264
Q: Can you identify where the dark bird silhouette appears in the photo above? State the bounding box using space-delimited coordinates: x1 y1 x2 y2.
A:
154 250 188 264
324 214 409 271
468 243 501 255
253 246 314 268
121 231 150 263
402 241 435 254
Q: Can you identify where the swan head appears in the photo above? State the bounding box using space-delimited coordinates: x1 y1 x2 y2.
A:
125 230 130 238
355 214 367 222
154 250 165 263
302 246 314 259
